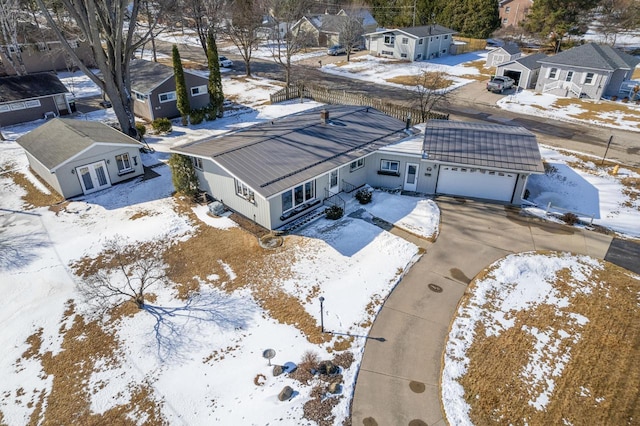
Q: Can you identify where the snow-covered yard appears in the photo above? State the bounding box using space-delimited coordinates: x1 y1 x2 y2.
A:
442 251 640 425
0 71 439 424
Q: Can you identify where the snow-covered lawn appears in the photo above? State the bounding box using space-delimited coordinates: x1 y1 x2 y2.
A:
498 90 640 132
524 146 640 238
442 252 640 425
0 72 438 424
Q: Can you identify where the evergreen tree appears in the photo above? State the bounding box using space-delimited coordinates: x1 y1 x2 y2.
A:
172 45 190 125
206 31 225 119
523 0 599 51
461 0 501 38
168 154 199 198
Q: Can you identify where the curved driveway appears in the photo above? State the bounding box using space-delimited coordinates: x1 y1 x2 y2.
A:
351 197 613 426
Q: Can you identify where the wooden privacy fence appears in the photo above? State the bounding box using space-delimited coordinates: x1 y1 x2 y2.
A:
269 83 449 124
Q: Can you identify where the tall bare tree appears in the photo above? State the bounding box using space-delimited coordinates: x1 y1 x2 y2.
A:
34 0 173 137
80 238 168 312
182 0 225 59
0 0 28 75
267 0 314 85
411 70 451 121
594 0 640 44
223 0 265 76
339 15 364 62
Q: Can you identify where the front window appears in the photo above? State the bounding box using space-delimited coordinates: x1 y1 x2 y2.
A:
418 39 424 45
192 157 203 170
134 91 148 102
505 6 511 13
444 35 448 39
190 85 207 96
549 68 558 79
380 160 399 172
158 91 176 103
565 70 574 82
235 180 255 202
115 153 133 173
281 180 316 213
350 158 365 171
330 170 338 187
585 72 595 84
402 37 408 44
384 34 395 44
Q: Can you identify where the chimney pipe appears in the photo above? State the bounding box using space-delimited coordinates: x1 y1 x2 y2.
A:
320 109 329 124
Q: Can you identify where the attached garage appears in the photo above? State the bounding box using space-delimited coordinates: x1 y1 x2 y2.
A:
503 70 522 86
424 120 544 204
496 53 548 89
436 166 517 202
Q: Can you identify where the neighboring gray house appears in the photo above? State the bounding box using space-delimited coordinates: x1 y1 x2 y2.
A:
290 14 350 47
365 25 457 61
337 8 378 34
535 43 640 99
496 52 548 88
486 43 522 67
16 118 144 198
129 59 210 122
172 105 543 231
0 73 73 127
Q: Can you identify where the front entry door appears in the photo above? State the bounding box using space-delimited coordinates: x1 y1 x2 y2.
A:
404 163 419 191
329 169 339 193
76 161 111 195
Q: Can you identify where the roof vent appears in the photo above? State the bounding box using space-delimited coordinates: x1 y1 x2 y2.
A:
320 109 329 124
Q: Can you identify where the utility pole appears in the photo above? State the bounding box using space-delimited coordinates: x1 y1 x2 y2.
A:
413 0 417 27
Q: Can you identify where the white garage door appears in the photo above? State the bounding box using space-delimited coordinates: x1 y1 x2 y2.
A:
437 166 518 202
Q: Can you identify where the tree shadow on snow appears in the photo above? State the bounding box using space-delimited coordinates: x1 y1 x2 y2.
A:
0 214 51 271
142 290 256 362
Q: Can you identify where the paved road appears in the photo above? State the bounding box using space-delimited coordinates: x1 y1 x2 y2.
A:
350 198 613 426
154 39 640 167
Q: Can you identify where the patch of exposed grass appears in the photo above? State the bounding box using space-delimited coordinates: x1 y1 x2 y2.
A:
385 72 454 89
129 210 158 220
461 60 495 78
17 301 167 424
6 169 63 209
633 67 640 79
553 97 640 126
458 254 640 425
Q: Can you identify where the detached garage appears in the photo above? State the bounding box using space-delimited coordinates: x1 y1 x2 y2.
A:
424 120 544 204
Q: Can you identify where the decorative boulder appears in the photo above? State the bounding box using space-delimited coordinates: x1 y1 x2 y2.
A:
278 385 294 401
327 381 341 394
273 365 284 376
317 360 338 375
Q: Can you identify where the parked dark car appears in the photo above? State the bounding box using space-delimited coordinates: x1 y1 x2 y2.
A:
327 45 346 56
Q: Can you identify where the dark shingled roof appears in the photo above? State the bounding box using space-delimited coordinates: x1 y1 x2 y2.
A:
173 105 408 198
423 120 544 173
0 72 68 103
129 59 174 94
494 42 521 55
308 14 350 34
515 52 548 69
539 43 640 70
16 118 142 170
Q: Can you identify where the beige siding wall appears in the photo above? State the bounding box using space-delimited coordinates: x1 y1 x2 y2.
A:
53 145 143 198
25 151 64 196
196 159 272 229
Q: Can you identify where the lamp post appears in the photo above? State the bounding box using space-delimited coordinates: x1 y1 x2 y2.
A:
319 297 325 333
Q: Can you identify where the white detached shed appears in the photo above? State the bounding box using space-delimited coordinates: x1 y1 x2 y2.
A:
16 118 144 198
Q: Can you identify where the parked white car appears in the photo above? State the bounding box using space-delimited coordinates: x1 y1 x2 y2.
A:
219 56 233 67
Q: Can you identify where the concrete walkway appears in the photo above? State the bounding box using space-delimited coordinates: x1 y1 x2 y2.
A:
351 197 613 426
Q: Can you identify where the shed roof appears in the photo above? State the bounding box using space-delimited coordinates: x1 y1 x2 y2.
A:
129 59 175 94
16 118 142 170
173 105 408 198
0 72 68 103
538 43 640 71
423 120 544 173
492 42 521 55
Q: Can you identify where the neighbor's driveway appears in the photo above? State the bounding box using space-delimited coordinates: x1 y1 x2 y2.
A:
351 197 613 426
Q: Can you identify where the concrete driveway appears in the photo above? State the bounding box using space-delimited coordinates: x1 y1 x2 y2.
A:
350 197 613 426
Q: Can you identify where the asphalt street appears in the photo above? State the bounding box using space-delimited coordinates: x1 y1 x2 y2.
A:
147 39 640 167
